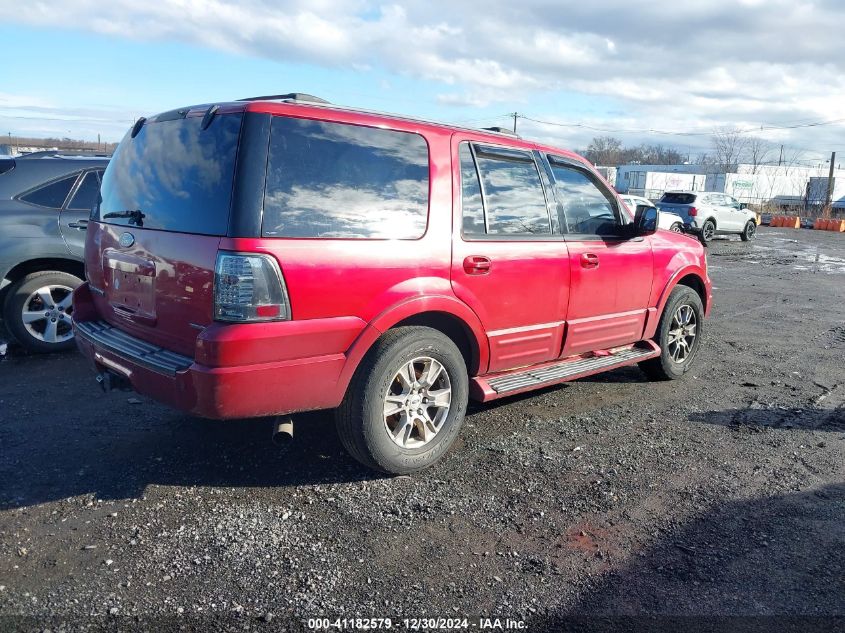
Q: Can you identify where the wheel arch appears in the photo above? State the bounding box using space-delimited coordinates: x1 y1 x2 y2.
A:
1 257 85 308
675 273 707 311
645 266 709 340
332 296 489 406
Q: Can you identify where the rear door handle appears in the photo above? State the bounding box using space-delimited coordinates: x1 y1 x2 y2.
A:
463 255 492 275
580 253 600 269
68 220 89 230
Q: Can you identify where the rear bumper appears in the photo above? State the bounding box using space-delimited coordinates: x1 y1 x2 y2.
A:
71 279 365 419
74 319 348 419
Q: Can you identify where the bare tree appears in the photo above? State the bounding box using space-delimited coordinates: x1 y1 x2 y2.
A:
744 136 773 174
583 136 623 166
711 128 748 172
581 137 684 166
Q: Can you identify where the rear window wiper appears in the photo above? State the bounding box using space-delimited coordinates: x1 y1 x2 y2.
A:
102 209 145 226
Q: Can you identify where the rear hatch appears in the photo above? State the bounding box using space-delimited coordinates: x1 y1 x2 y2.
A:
656 192 697 222
85 107 243 356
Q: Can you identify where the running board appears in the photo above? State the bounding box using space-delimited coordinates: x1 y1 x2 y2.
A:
471 341 660 400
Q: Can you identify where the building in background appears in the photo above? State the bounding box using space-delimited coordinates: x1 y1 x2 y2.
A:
610 162 845 213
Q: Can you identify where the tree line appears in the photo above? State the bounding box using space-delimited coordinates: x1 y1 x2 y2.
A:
4 135 118 154
580 130 801 173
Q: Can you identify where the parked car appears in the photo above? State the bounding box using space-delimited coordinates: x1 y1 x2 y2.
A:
620 195 685 233
0 152 109 352
656 191 757 245
73 94 712 474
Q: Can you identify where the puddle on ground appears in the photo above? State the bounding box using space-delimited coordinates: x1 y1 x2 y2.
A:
742 234 845 274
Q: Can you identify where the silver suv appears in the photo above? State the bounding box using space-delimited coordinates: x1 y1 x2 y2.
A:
0 152 109 352
656 191 757 245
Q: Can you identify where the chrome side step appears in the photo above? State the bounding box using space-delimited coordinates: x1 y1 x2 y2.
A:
486 345 658 395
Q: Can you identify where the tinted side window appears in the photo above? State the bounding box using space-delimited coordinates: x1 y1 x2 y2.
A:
459 144 485 236
474 148 550 235
19 174 79 209
263 117 429 239
67 171 101 211
549 162 620 236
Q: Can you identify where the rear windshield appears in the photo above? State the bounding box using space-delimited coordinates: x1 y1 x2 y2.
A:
97 113 242 235
660 192 696 205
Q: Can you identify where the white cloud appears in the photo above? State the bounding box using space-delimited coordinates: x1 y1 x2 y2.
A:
1 0 844 153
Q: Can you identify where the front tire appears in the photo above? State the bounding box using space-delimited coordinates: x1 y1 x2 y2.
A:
740 220 756 241
335 326 469 474
670 222 683 233
699 219 716 246
639 285 704 381
3 271 82 353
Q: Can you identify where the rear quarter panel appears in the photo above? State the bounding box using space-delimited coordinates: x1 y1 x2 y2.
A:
0 201 78 282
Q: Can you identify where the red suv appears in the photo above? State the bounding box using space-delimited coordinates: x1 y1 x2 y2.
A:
73 94 712 474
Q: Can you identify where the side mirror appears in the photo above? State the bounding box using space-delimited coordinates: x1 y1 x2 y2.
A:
634 205 658 235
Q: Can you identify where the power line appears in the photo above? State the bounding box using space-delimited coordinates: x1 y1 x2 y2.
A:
515 114 845 138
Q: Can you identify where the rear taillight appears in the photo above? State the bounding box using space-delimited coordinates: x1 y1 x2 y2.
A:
688 207 698 217
213 252 290 322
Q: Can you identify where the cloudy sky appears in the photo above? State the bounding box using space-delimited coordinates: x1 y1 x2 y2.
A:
1 0 844 163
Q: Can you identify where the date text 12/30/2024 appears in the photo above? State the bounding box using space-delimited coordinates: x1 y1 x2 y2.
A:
306 617 528 630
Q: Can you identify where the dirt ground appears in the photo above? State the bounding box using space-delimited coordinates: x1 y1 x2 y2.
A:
1 226 844 632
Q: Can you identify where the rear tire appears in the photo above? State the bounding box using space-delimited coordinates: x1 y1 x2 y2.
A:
639 285 704 381
699 219 716 246
670 222 683 233
335 326 469 475
740 220 756 241
3 271 82 353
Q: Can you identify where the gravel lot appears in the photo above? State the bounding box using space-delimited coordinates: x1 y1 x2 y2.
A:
1 226 844 632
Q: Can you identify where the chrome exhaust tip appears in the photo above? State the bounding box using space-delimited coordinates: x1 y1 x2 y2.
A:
271 417 294 446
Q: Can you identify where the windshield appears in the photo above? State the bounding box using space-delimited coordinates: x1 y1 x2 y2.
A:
97 113 242 235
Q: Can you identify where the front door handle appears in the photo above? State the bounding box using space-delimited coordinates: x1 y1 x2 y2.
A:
68 220 89 230
580 253 600 269
463 255 492 275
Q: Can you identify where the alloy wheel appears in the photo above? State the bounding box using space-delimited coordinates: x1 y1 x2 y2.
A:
21 285 75 344
383 356 452 449
667 304 697 363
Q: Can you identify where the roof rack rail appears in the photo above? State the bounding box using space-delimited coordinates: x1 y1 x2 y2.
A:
481 126 520 138
237 93 329 104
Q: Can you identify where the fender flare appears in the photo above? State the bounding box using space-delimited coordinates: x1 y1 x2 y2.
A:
645 265 708 339
330 295 489 404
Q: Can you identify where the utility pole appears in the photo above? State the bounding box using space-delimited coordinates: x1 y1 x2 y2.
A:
824 151 836 218
778 144 784 166
511 112 518 134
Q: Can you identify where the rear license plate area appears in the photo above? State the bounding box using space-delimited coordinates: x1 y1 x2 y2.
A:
109 268 155 316
103 250 157 319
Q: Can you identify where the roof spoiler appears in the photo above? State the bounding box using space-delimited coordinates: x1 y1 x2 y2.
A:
237 93 329 104
481 126 521 139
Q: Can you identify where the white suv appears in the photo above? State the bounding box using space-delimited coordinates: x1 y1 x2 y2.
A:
620 195 685 233
656 191 757 245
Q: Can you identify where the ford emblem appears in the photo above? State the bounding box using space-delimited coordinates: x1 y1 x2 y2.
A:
119 232 135 248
